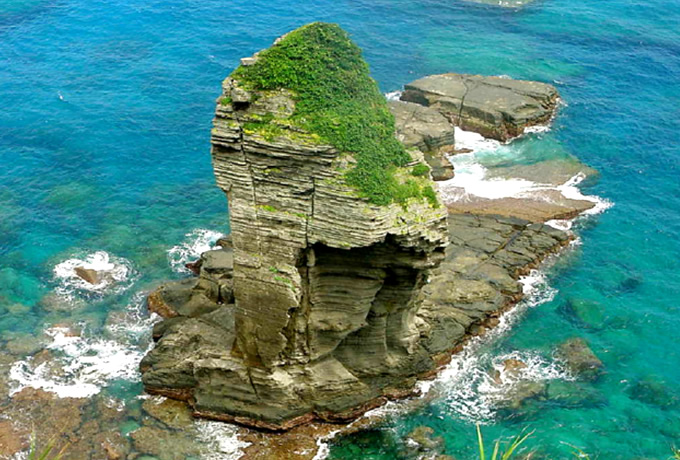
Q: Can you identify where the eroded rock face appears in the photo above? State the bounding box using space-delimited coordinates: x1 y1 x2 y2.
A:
401 74 559 141
142 25 449 430
388 100 455 152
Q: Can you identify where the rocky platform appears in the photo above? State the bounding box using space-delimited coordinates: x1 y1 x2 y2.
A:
142 213 569 431
401 73 559 142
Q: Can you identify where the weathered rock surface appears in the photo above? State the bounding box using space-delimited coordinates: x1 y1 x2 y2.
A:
418 214 570 359
141 24 571 432
142 213 569 430
74 266 101 285
389 100 455 152
444 192 595 223
389 100 455 181
401 74 559 141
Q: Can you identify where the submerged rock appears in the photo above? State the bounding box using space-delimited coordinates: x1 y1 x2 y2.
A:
401 73 559 141
546 380 605 408
560 297 606 330
556 338 603 381
628 377 680 409
130 426 202 460
142 397 195 429
403 426 445 457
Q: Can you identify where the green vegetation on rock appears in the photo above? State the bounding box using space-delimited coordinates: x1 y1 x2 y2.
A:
411 163 430 177
232 22 436 206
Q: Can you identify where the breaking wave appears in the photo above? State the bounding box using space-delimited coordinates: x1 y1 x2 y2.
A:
167 228 222 273
438 127 613 229
53 251 136 300
9 293 158 398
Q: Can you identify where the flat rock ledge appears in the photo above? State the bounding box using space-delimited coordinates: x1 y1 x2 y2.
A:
401 73 559 141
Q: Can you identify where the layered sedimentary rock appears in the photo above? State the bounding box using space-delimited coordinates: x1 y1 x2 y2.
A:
400 74 559 141
388 100 455 181
142 23 449 429
141 23 572 431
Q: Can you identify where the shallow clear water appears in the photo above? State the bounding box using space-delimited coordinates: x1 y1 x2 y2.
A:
1 0 679 458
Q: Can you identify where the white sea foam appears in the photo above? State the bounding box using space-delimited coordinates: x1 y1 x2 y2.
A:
168 229 222 273
524 124 551 134
415 269 564 423
438 128 613 223
384 90 402 101
453 127 502 153
9 294 157 398
9 327 142 398
195 419 251 460
53 251 136 300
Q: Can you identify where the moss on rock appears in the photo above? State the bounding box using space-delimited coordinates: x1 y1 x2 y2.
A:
232 22 433 206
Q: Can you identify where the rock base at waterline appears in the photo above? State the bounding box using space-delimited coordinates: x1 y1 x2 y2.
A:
141 212 570 430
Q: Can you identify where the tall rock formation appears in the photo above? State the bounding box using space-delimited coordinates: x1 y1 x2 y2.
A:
142 23 449 429
141 23 572 432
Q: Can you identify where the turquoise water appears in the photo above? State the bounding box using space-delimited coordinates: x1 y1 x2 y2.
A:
1 0 679 458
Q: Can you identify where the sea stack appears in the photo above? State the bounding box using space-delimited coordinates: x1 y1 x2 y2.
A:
141 22 572 432
141 23 449 429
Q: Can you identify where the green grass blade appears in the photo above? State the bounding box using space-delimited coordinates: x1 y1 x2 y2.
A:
477 423 485 460
501 429 534 460
492 439 500 460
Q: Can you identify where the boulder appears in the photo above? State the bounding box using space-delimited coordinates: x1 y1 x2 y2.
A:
388 100 455 151
74 266 101 285
503 358 528 379
401 73 559 141
424 151 455 181
498 380 548 409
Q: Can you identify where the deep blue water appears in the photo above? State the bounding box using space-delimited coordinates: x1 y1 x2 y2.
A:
1 0 679 458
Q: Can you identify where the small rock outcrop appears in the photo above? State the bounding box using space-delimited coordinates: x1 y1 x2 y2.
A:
400 73 559 141
388 100 456 181
556 338 603 381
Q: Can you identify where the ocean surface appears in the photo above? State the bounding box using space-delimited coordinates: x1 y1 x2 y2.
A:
1 0 679 458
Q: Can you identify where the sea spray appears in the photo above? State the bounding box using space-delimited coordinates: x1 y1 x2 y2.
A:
8 292 158 398
53 251 136 300
167 228 222 273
